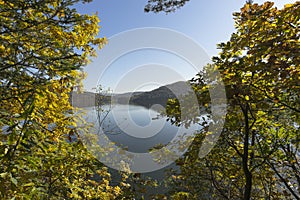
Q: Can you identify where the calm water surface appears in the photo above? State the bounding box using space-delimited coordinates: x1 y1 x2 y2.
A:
84 104 183 153
83 104 201 197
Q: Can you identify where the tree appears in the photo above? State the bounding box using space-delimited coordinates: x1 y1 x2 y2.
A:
0 0 125 198
144 0 190 13
166 1 299 199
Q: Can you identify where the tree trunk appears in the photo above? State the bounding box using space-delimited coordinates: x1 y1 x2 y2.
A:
241 104 253 200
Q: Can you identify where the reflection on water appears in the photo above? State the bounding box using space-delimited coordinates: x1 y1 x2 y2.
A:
84 104 182 153
82 104 201 197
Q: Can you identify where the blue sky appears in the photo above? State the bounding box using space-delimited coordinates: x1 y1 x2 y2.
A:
75 0 297 93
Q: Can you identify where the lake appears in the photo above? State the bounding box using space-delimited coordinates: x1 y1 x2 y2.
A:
84 104 182 153
82 104 201 197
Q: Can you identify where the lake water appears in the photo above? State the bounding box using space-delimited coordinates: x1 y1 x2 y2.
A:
84 104 182 153
82 104 201 197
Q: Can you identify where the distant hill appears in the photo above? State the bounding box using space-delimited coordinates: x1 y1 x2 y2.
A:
71 81 192 108
70 91 96 108
129 81 192 108
70 91 111 108
111 92 143 104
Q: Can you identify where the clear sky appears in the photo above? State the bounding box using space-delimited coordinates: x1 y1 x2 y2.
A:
75 0 297 93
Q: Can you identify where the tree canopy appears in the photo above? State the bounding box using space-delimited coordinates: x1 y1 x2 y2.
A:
166 1 299 199
1 0 299 199
144 0 190 13
0 0 126 199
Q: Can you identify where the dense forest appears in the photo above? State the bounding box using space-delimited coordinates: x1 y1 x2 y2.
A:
129 81 190 108
0 0 299 199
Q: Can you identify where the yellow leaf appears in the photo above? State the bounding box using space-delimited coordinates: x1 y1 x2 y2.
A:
284 4 293 8
0 45 4 51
